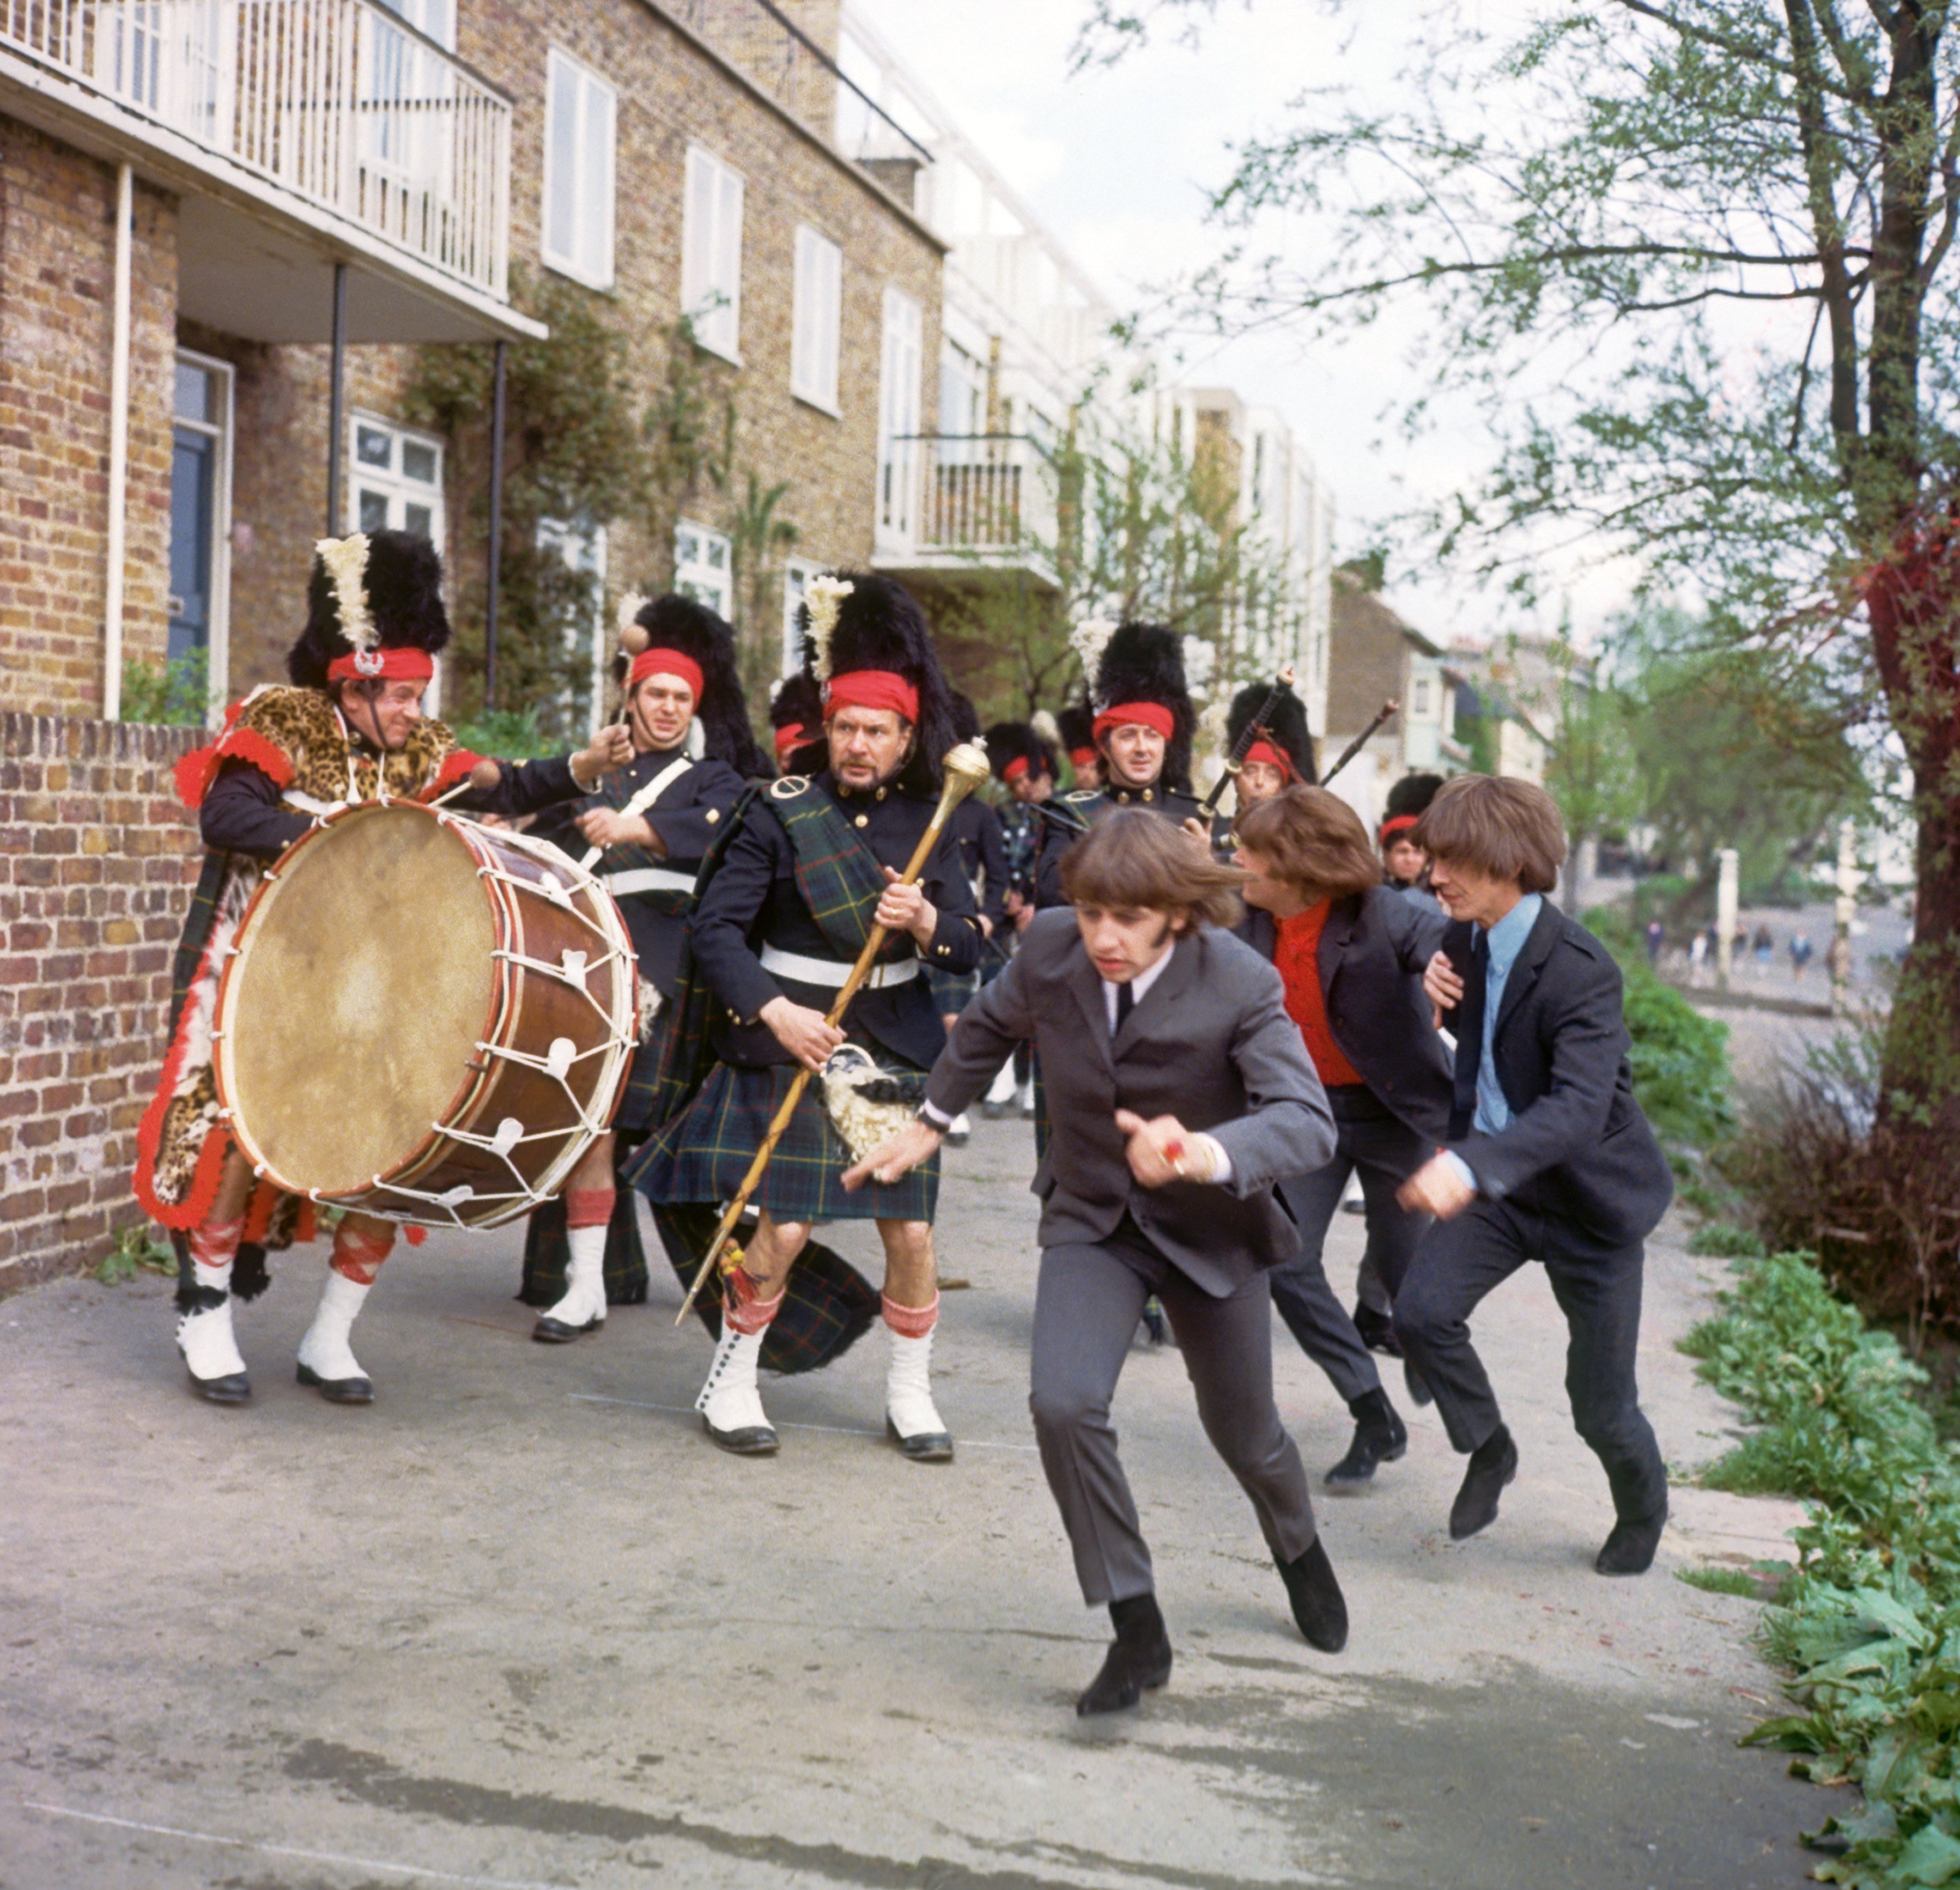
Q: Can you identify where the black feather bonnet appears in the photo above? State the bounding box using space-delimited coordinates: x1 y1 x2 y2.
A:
287 530 450 689
1226 679 1317 785
615 592 770 776
1090 621 1197 794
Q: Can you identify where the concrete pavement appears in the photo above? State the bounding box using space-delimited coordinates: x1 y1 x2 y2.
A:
2 1114 1834 1889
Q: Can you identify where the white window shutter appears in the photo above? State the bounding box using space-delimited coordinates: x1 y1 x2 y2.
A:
585 74 615 286
715 164 743 355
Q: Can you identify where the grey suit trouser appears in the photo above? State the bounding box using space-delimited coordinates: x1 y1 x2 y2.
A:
1029 1222 1319 1605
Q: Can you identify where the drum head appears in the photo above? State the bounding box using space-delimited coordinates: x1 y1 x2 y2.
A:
222 805 494 1195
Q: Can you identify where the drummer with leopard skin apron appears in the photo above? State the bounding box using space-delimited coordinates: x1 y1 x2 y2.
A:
135 530 632 1408
520 592 768 1342
625 573 982 1461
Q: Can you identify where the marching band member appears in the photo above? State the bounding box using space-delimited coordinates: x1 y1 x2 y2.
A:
846 812 1346 1714
626 574 982 1460
1034 624 1204 908
1055 700 1101 791
137 531 630 1406
1207 678 1317 855
521 593 770 1342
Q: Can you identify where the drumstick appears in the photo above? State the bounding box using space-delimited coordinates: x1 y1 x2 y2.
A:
674 744 994 1328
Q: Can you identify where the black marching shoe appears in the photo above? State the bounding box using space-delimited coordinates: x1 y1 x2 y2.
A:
1278 1537 1349 1652
1325 1388 1408 1488
176 1287 251 1406
1077 1593 1173 1716
1351 1301 1402 1358
296 1363 374 1405
1449 1424 1518 1540
1596 1506 1668 1576
531 1311 602 1344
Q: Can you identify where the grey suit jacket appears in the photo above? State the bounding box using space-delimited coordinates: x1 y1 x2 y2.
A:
924 909 1336 1293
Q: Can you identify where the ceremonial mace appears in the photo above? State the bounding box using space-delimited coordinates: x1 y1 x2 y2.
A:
1199 664 1296 818
1320 699 1400 786
674 739 995 1326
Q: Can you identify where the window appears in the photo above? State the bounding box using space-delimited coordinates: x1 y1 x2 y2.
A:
682 146 744 361
780 556 822 677
791 225 842 413
876 286 922 547
168 351 233 708
1412 677 1433 717
539 519 609 737
674 520 732 619
350 415 445 547
543 49 615 289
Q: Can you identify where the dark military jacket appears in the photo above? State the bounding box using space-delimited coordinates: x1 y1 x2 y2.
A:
1032 779 1205 908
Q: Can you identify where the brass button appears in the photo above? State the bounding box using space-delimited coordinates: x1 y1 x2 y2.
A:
1142 789 1155 802
854 814 869 828
875 786 886 801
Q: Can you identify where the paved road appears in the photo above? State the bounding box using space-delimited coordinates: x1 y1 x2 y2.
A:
2 1116 1835 1889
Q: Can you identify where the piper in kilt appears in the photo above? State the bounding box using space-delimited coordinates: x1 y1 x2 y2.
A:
1207 677 1317 859
522 592 769 1342
627 573 982 1461
135 532 631 1407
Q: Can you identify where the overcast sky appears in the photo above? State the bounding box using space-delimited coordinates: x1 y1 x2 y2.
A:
849 0 1640 648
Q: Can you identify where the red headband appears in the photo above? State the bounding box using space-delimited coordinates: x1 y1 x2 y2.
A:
1001 754 1031 783
1380 813 1422 842
824 669 919 723
327 648 435 684
628 648 704 700
1093 701 1176 743
1241 739 1293 781
1069 746 1098 769
773 721 805 759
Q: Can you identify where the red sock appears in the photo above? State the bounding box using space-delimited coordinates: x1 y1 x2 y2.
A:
188 1215 245 1273
723 1265 786 1337
565 1188 615 1231
331 1221 396 1286
881 1292 939 1340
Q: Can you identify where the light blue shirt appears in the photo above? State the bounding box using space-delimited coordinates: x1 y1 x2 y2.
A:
1444 893 1543 1193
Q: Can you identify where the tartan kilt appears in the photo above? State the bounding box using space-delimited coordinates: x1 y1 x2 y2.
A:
626 1058 939 1224
926 965 980 1014
612 1020 668 1135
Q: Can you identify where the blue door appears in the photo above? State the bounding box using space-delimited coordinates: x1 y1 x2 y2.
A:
167 423 214 663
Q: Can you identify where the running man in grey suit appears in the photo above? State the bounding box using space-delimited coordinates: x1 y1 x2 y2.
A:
844 811 1346 1716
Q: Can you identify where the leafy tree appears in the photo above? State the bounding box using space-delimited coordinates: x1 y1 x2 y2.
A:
1074 0 1960 1121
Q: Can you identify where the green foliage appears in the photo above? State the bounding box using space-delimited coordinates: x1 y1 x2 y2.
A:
94 1221 175 1284
1681 1249 1960 1887
446 709 554 760
1688 1221 1767 1259
1677 1565 1767 1600
1582 906 1735 1149
121 650 209 726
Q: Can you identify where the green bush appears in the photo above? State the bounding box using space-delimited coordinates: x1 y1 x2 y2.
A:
1682 1250 1960 1886
1689 1221 1766 1258
447 708 557 760
122 650 209 726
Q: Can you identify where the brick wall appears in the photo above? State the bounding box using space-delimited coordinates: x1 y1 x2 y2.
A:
0 119 178 718
0 713 200 1292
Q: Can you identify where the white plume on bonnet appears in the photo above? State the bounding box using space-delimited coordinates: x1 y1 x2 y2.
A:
803 574 855 681
1068 617 1115 699
315 534 375 652
1030 707 1061 746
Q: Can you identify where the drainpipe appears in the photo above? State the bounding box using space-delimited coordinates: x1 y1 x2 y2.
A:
102 162 133 722
325 261 348 533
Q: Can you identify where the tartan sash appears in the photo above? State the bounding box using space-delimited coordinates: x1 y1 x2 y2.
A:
773 783 910 968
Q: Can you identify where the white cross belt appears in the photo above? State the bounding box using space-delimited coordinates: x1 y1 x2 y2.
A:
758 945 919 990
603 865 700 898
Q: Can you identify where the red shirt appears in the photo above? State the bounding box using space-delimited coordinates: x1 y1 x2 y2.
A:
1273 902 1365 1088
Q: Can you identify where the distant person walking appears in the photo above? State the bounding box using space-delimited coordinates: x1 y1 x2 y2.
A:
1752 922 1775 978
1687 929 1708 985
1643 919 1664 966
1790 931 1814 982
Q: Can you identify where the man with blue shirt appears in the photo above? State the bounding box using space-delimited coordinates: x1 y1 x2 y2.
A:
1392 776 1675 1576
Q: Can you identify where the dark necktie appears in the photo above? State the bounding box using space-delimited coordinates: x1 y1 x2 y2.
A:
1451 930 1490 1126
1114 979 1134 1032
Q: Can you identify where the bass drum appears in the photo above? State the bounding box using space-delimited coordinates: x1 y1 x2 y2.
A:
213 799 635 1229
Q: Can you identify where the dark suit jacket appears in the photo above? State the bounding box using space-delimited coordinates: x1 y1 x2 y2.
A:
1441 900 1674 1247
1243 886 1453 1145
925 909 1336 1292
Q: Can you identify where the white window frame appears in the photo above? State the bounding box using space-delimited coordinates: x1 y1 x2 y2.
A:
780 555 822 678
346 411 447 707
876 285 922 549
682 144 745 363
674 519 733 620
171 349 233 725
542 47 617 290
791 224 843 416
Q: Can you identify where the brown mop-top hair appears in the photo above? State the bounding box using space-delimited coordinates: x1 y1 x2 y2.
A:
1237 786 1383 903
1060 808 1244 928
1414 774 1567 895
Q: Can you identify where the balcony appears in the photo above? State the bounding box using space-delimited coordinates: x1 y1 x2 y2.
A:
874 434 1060 593
1 0 536 341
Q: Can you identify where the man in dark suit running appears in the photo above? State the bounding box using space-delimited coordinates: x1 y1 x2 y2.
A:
845 811 1347 1715
1394 775 1676 1576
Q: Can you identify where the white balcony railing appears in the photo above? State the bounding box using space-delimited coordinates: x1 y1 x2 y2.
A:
909 434 1057 561
2 0 510 299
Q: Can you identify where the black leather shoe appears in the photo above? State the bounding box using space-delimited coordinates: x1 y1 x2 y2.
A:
1077 1595 1173 1716
886 1415 954 1463
1352 1301 1402 1357
701 1412 779 1456
1278 1537 1349 1652
1596 1507 1668 1576
187 1368 251 1406
1449 1426 1518 1540
296 1363 374 1405
532 1313 602 1344
1325 1389 1408 1487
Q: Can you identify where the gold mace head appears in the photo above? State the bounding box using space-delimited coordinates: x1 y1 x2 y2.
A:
937 741 993 810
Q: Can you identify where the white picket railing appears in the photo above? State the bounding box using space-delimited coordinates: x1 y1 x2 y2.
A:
2 0 510 298
916 434 1058 558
